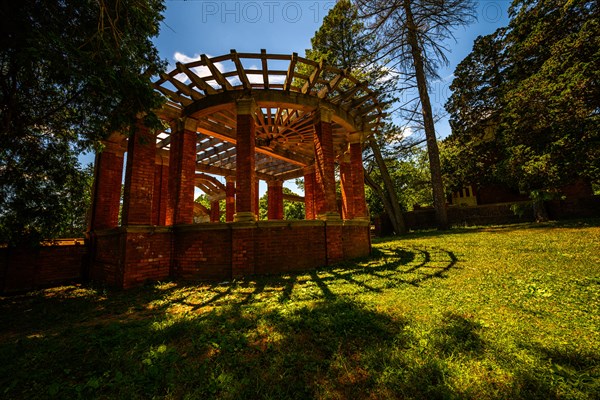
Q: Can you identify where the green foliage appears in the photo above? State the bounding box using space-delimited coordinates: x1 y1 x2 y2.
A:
366 146 433 215
258 187 305 221
1 219 599 398
445 0 600 196
0 0 166 245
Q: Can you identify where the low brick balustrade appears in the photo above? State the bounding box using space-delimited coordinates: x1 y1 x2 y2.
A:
90 220 370 289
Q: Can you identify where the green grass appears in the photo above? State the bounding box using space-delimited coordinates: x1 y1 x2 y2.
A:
1 219 599 399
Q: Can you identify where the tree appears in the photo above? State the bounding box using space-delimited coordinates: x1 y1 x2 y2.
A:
0 1 166 245
443 30 508 193
356 0 477 229
303 0 408 234
445 0 600 220
365 145 432 216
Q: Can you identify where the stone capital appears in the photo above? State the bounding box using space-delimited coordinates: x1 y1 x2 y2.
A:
236 97 257 115
234 211 257 222
171 117 198 133
267 180 284 188
303 165 315 175
347 132 367 144
317 212 342 222
314 106 333 124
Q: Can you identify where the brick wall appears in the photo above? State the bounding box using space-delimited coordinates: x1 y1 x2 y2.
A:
121 229 172 289
1 239 87 294
89 221 371 288
342 222 371 260
401 203 534 231
174 225 232 281
254 222 327 274
90 231 122 287
388 196 600 233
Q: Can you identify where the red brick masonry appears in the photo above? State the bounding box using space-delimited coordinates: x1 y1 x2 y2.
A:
90 220 370 289
1 239 88 294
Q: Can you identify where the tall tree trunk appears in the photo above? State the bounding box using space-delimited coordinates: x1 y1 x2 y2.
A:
366 137 407 234
404 1 449 230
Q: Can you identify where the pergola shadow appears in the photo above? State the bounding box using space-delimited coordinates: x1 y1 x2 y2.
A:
162 244 459 312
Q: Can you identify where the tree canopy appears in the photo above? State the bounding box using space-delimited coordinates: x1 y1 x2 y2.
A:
444 0 599 202
0 0 166 245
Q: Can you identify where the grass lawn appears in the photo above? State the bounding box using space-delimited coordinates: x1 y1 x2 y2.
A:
1 219 599 399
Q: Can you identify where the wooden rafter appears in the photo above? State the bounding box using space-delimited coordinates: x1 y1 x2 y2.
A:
201 54 234 91
283 52 298 91
160 72 203 101
301 60 324 95
230 49 251 90
261 49 269 89
176 62 218 95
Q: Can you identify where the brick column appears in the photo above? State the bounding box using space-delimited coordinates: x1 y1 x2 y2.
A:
350 141 368 219
210 200 221 222
313 107 339 220
90 140 125 230
303 166 316 220
234 98 257 222
122 122 155 225
168 118 197 225
225 176 236 222
339 155 354 220
267 180 284 220
152 152 169 226
254 180 260 218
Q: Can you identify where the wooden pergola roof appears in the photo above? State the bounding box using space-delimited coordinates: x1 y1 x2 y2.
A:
153 50 385 181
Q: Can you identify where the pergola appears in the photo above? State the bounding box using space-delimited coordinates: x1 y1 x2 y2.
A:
88 50 385 288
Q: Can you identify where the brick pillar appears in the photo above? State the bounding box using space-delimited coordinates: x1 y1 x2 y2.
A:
303 166 316 220
350 141 368 219
267 180 284 220
234 98 257 222
152 153 169 226
122 122 155 225
313 107 339 220
225 176 235 222
210 200 221 222
168 118 197 225
339 155 353 220
254 180 260 218
90 140 125 230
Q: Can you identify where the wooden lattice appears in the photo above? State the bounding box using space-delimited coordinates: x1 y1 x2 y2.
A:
153 50 385 181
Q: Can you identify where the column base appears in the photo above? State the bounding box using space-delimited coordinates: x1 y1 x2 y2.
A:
317 212 342 221
234 212 257 222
